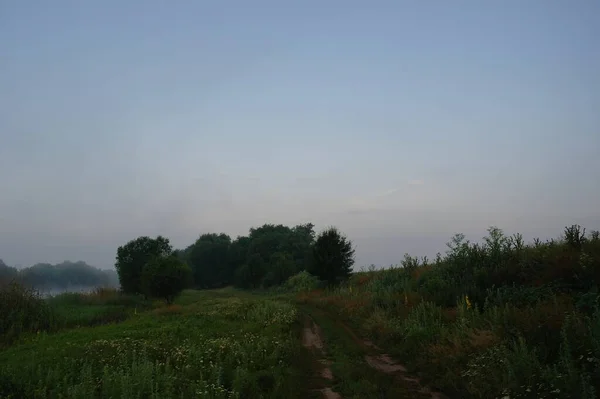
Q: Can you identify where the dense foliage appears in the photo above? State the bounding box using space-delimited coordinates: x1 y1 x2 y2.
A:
3 222 600 398
0 282 58 346
141 256 193 303
308 227 355 286
300 224 600 399
115 236 172 294
0 260 118 292
183 233 233 288
123 222 349 291
0 290 308 398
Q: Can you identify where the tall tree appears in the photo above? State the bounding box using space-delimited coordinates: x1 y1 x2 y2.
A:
115 236 172 294
234 222 315 288
290 223 316 270
309 227 355 286
187 233 232 288
262 252 297 287
245 253 266 289
141 255 192 304
0 260 18 285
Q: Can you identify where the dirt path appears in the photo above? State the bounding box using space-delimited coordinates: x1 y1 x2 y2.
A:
301 315 343 399
301 308 448 399
364 352 448 399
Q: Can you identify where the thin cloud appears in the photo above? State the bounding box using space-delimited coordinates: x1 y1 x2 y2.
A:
376 188 400 197
408 179 425 186
343 187 401 214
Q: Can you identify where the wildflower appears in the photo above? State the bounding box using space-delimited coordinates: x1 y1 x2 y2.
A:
465 295 472 310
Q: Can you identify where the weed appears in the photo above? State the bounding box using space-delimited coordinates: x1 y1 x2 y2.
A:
298 225 600 398
0 282 58 347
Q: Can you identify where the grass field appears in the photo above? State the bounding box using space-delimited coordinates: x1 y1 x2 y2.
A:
3 224 599 399
0 286 447 399
0 289 311 399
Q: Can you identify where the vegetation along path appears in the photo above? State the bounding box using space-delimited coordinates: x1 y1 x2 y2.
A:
1 285 447 399
298 304 448 399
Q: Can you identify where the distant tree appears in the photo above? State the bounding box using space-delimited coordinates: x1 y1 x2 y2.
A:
290 223 316 270
115 236 172 294
0 260 18 286
187 233 232 288
5 260 118 292
169 222 316 291
141 256 192 304
232 222 315 288
309 227 355 286
234 253 266 289
261 252 297 288
228 236 250 274
234 264 252 289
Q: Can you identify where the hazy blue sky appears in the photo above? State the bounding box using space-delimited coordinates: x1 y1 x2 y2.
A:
1 1 599 269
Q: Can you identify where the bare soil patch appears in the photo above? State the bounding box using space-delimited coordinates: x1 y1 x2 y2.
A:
301 316 343 399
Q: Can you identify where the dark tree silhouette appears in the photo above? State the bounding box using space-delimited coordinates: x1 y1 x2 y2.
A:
309 227 355 286
115 236 172 294
141 255 192 303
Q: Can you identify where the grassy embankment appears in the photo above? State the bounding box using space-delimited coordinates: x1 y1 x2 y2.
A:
2 224 599 399
0 282 434 399
299 226 600 398
0 287 309 399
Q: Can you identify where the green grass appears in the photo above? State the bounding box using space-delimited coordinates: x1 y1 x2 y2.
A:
297 225 600 399
45 288 151 329
300 305 430 399
0 289 312 399
4 225 599 399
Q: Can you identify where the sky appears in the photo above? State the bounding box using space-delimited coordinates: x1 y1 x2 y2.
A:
1 1 599 269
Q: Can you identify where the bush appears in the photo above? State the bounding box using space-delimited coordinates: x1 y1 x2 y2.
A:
298 224 600 398
284 271 321 292
141 256 193 304
308 227 355 286
0 282 58 346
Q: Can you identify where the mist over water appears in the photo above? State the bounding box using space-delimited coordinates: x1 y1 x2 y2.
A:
38 285 116 298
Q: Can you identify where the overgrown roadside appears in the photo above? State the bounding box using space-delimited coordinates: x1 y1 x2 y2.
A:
301 314 343 399
299 305 446 399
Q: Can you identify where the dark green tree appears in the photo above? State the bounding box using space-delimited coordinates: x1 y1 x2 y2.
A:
229 236 250 271
141 256 192 304
115 236 172 294
187 233 232 288
290 223 316 270
0 260 18 285
232 222 315 288
233 264 252 289
261 252 297 288
309 227 355 286
235 253 266 289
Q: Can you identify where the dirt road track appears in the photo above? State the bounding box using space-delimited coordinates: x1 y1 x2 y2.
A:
301 311 448 399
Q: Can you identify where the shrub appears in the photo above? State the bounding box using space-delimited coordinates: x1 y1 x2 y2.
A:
284 271 321 292
0 282 58 346
141 256 193 304
115 235 172 294
298 224 600 398
308 227 355 286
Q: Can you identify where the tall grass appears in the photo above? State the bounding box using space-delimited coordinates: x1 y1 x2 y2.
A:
0 282 58 347
0 292 306 398
47 287 152 328
0 283 152 347
300 225 600 398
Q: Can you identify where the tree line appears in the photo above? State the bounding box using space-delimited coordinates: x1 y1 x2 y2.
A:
0 260 119 291
115 223 355 302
